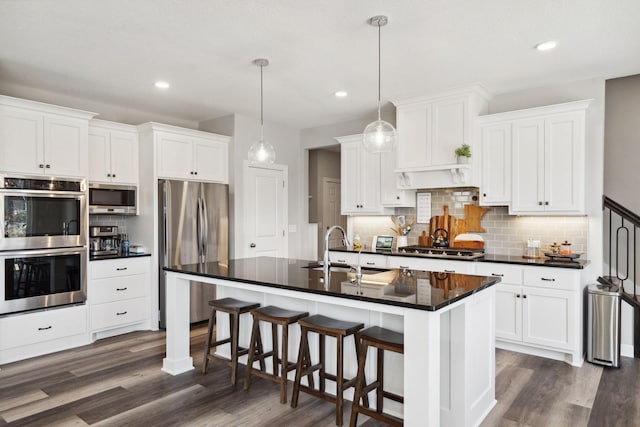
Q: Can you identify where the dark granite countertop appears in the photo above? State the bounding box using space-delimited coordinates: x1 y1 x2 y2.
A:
164 257 500 312
329 247 588 269
90 253 151 261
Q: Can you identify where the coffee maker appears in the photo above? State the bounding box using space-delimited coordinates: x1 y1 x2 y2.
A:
89 225 119 257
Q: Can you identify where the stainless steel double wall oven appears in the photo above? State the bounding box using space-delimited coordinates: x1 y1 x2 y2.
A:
0 175 87 314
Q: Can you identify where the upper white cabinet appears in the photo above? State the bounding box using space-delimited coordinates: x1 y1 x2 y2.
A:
337 135 387 214
0 96 95 177
392 86 490 172
139 123 230 183
379 151 416 207
478 122 511 206
89 119 139 185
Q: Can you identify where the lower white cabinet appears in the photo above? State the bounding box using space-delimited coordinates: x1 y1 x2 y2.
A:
329 251 387 268
0 304 89 364
88 257 151 337
386 256 474 274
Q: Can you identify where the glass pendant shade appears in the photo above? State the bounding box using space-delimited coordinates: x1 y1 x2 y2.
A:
362 119 397 153
248 139 276 165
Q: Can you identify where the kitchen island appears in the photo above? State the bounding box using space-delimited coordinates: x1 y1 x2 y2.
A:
163 257 500 427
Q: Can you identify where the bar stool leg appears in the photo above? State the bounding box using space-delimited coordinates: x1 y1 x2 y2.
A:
377 347 384 414
272 323 279 379
244 317 260 390
336 335 345 426
319 334 326 393
230 312 240 385
202 307 216 374
349 339 368 427
291 327 308 408
280 322 289 403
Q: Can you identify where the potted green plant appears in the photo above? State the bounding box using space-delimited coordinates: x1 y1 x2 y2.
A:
455 143 471 164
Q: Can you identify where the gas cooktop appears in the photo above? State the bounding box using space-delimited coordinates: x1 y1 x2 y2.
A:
397 245 485 259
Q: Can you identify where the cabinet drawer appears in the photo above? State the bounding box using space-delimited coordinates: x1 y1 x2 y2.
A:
387 256 473 274
91 297 149 330
523 267 578 291
0 305 87 350
90 257 150 279
475 263 523 285
90 274 149 304
329 252 387 268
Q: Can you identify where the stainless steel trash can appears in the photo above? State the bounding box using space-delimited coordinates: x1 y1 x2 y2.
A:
587 283 621 367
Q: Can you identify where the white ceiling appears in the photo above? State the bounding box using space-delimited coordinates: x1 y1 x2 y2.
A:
1 0 640 130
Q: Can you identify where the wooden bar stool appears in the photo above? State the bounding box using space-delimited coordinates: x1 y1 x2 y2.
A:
291 314 365 426
349 326 404 427
202 297 260 385
243 305 309 403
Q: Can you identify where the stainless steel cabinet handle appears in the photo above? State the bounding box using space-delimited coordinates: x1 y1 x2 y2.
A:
444 269 455 273
492 273 504 277
116 287 128 291
541 277 555 281
116 311 128 316
250 243 256 248
116 267 128 271
38 326 52 331
337 259 346 263
366 262 375 265
400 265 410 269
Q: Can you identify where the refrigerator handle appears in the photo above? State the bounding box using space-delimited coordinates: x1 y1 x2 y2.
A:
202 196 209 257
196 197 202 257
162 181 169 263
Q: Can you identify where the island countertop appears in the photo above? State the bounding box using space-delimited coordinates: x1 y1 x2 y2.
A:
163 256 500 312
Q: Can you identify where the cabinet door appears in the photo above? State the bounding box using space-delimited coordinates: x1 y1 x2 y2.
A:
157 132 194 180
380 151 415 207
358 148 382 213
193 137 228 183
0 107 44 175
431 97 466 166
109 131 138 184
44 116 87 177
396 104 431 170
511 118 545 213
480 123 511 205
522 287 574 350
544 113 585 213
88 128 111 183
495 284 523 341
340 142 361 214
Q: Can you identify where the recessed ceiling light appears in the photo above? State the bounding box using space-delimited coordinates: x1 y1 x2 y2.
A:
334 91 348 98
535 41 557 51
155 81 170 89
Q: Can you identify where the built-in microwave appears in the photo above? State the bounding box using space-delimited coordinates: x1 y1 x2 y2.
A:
89 183 137 215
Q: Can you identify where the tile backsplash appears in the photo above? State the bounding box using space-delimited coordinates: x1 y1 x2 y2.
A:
350 188 588 257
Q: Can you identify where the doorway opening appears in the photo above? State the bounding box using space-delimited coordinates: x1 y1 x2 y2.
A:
308 145 346 259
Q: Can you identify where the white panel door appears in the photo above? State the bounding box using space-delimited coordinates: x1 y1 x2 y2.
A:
544 112 584 212
0 108 43 175
495 284 522 341
109 131 138 184
522 287 574 350
244 165 287 258
480 123 511 205
157 133 193 180
511 118 544 213
431 96 466 166
88 128 111 182
44 116 86 177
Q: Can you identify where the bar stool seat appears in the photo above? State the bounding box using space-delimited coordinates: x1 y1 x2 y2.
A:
291 314 365 426
202 297 260 385
243 305 309 403
349 326 405 427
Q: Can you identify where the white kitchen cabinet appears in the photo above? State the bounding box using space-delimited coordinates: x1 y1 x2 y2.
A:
386 256 474 274
392 86 489 172
88 257 151 337
337 135 388 215
379 151 416 207
479 122 511 206
329 251 388 268
476 262 582 365
0 96 95 177
0 305 89 364
89 119 138 184
511 106 588 214
155 126 229 183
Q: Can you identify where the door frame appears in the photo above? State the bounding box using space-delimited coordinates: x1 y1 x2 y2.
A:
241 160 289 259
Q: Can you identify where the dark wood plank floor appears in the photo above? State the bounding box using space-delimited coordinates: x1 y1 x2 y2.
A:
1 326 638 426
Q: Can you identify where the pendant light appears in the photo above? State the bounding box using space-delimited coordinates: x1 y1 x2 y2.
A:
362 15 397 153
248 58 276 165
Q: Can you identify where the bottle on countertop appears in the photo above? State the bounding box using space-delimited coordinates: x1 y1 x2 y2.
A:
121 233 130 255
353 234 362 251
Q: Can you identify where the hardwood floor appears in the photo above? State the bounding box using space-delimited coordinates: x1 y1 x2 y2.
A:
1 326 639 426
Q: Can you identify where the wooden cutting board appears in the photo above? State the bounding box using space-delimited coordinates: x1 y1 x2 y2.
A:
428 205 457 245
455 205 489 234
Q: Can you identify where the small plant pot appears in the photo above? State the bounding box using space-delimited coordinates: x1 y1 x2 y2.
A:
457 156 469 164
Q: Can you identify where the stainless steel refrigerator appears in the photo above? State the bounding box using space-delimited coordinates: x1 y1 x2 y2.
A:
158 180 229 328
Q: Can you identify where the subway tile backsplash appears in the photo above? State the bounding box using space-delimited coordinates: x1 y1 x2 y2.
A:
351 189 588 257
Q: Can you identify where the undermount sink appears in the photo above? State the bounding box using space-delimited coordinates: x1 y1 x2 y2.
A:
302 263 390 275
